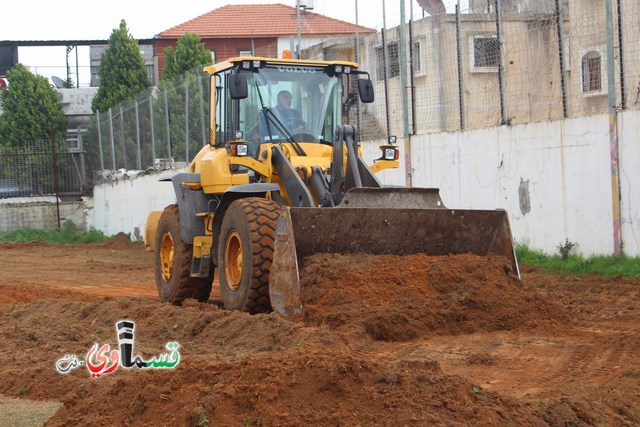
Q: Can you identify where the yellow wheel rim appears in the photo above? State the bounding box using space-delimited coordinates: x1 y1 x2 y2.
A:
159 231 174 281
225 230 243 291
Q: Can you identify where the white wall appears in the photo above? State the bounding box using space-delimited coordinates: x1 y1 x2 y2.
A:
618 111 640 256
89 169 180 240
382 113 638 256
87 112 639 256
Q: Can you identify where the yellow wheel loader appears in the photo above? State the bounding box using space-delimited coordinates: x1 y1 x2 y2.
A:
144 57 519 318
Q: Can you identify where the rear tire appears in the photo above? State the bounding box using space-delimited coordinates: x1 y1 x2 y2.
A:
218 198 280 313
154 204 213 304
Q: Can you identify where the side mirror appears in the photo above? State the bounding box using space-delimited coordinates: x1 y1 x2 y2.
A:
229 74 248 99
357 78 374 103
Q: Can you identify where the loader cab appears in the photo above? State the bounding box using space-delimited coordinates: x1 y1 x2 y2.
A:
209 58 373 158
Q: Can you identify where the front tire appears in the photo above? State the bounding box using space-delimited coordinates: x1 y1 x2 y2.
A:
154 204 213 304
218 198 280 313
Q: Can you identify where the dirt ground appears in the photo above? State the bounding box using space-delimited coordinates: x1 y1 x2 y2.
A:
0 235 638 426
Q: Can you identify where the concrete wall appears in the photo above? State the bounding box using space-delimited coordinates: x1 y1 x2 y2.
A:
0 198 87 233
83 111 638 256
89 169 180 240
357 111 638 257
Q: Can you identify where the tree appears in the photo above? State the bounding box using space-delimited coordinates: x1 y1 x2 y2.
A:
163 33 212 81
91 19 149 113
0 64 66 147
156 33 212 163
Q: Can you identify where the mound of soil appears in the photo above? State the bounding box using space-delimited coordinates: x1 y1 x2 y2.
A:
0 289 540 427
300 253 567 340
0 243 638 426
95 232 140 249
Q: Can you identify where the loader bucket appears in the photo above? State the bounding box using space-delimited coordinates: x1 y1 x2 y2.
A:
269 188 519 318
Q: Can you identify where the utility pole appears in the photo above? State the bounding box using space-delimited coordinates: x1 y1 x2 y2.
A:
297 0 302 59
605 0 623 255
399 0 409 137
296 1 313 58
355 0 360 64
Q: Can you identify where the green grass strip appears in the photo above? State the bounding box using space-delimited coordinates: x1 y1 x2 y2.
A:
516 243 640 279
0 221 108 244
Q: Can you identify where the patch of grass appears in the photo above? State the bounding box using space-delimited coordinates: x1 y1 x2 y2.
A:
242 417 262 426
471 385 483 395
198 414 209 426
0 220 107 244
516 243 640 279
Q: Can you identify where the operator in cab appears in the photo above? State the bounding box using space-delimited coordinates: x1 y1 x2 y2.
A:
273 90 306 133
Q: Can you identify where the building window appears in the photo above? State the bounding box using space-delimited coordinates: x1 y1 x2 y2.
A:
412 40 423 75
580 46 606 96
238 49 253 57
469 35 500 73
210 50 216 64
582 51 601 92
375 43 399 81
66 130 82 152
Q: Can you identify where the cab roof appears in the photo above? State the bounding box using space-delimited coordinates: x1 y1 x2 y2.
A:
203 56 360 75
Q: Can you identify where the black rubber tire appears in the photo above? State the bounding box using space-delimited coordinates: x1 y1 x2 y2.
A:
154 204 213 305
218 198 280 314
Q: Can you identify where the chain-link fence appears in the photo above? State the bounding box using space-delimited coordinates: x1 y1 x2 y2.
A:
309 0 639 137
83 0 638 172
0 138 87 198
84 69 210 176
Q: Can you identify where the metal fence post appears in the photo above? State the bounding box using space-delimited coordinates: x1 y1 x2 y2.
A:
96 110 104 170
108 107 116 170
399 0 409 138
185 82 190 162
496 0 507 125
119 106 127 170
381 27 391 137
456 2 466 130
149 95 156 166
556 0 569 118
78 129 87 189
135 100 141 170
50 130 61 228
164 89 172 161
617 0 626 109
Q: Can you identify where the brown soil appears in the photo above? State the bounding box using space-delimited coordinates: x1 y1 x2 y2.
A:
0 239 638 426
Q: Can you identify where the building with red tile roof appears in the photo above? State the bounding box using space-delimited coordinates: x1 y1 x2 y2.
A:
155 3 375 80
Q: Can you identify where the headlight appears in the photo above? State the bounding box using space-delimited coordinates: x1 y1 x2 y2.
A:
236 144 248 157
379 145 399 161
234 130 244 140
383 148 397 160
230 143 249 157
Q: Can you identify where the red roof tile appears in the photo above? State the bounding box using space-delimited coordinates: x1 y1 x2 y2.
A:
158 3 376 39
